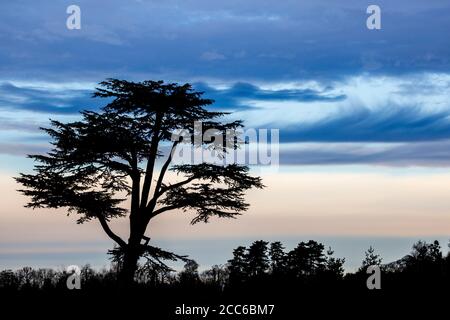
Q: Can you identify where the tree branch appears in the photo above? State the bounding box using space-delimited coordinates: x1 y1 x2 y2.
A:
130 150 140 216
96 214 127 247
153 176 196 200
95 159 133 175
140 112 163 208
152 141 179 200
150 205 181 219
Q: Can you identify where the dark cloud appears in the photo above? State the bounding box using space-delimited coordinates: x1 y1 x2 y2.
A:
194 82 345 110
0 0 449 81
1 0 450 166
0 80 343 115
2 79 450 148
0 83 99 114
281 105 450 143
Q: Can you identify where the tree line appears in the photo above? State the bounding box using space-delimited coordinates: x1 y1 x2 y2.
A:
2 239 450 292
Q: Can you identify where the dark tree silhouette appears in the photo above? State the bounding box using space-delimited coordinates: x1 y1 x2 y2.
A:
405 240 443 276
286 240 327 278
246 240 270 277
269 241 287 274
323 247 345 280
15 79 264 285
358 246 382 273
201 265 229 288
178 260 200 285
408 240 442 263
4 237 450 314
227 246 248 285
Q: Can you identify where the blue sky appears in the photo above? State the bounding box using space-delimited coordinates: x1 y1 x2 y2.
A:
1 0 449 80
1 0 450 270
1 0 450 165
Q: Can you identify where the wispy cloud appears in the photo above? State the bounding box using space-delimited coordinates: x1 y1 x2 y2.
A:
280 140 450 167
0 82 98 114
194 81 345 111
1 72 450 166
281 105 450 143
0 142 48 157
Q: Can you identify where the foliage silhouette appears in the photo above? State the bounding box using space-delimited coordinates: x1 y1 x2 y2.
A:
358 246 382 273
2 239 450 318
246 240 270 277
15 79 264 285
269 241 287 275
3 239 449 293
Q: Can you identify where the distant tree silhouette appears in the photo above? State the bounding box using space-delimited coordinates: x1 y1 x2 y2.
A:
178 260 200 286
405 240 443 277
286 240 327 278
16 79 263 286
269 241 287 274
17 267 34 289
201 265 229 289
226 240 346 286
445 242 450 272
0 270 19 290
358 246 382 273
4 238 450 305
323 247 345 280
408 240 442 263
227 246 248 285
246 240 270 277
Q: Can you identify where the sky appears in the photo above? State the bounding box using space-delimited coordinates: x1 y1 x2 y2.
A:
1 0 450 271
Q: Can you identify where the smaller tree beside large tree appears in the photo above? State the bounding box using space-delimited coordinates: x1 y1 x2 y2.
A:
16 79 264 285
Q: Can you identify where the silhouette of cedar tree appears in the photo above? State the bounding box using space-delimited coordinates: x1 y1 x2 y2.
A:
15 79 264 286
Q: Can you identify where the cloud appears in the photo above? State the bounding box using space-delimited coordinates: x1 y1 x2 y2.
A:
0 0 449 81
281 104 450 143
201 51 226 61
0 82 99 114
1 73 450 167
0 79 345 115
229 73 450 144
280 140 450 167
194 81 345 110
0 116 42 133
0 142 48 157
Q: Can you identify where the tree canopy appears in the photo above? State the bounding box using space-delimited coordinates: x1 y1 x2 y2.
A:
16 79 264 283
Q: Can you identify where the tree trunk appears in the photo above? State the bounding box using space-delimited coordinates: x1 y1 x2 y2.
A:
119 246 140 287
119 210 149 287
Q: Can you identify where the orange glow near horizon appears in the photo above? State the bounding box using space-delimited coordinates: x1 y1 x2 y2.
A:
2 168 450 250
